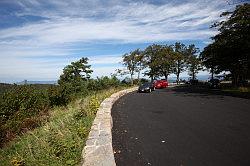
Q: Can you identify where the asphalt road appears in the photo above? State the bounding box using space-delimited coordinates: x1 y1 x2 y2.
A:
111 86 250 166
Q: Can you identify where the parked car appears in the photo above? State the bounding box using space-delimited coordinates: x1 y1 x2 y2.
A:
153 80 168 89
138 82 155 93
208 79 220 88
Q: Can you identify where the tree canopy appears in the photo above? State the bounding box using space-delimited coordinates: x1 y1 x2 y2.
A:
58 57 93 85
122 49 143 85
186 44 202 80
201 3 250 86
121 43 201 82
174 42 188 83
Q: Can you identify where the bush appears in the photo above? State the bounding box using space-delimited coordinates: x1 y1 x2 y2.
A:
87 76 120 91
0 76 123 147
47 85 70 106
0 85 50 146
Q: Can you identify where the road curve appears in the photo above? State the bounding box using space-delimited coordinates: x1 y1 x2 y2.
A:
111 86 250 166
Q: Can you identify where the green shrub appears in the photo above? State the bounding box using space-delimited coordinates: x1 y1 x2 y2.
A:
0 85 50 147
47 85 69 106
0 76 123 147
87 76 120 91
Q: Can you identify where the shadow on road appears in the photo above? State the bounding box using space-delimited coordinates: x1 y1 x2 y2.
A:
164 85 250 99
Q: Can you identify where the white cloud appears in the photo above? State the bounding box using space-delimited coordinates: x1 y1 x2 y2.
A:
89 55 122 65
0 0 235 82
0 0 228 45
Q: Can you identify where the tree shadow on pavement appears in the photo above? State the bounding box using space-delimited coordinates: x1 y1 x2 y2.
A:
166 85 250 99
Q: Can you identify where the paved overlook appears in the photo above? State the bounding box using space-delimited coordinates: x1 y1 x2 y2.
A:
112 86 250 166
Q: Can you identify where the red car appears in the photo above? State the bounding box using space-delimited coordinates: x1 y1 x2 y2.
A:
153 80 168 89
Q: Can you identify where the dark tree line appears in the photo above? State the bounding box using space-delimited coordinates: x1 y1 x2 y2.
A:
200 3 250 86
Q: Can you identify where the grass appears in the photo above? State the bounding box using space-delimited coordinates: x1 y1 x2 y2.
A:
222 86 250 93
0 87 126 166
219 85 250 99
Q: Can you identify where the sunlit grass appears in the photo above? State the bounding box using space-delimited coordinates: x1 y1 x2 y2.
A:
0 87 126 166
223 86 250 93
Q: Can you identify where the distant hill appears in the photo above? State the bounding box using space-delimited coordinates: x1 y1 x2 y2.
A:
16 80 57 85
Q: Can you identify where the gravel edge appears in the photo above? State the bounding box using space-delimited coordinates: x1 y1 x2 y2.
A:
81 87 138 166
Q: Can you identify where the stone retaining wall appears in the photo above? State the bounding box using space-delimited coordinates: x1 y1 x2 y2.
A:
81 87 138 166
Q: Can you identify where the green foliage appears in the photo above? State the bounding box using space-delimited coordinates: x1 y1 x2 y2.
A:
86 96 100 116
0 87 126 165
122 49 143 85
47 85 70 106
0 83 14 95
0 75 122 147
58 57 93 85
0 57 123 148
121 43 203 82
186 44 202 80
143 44 162 80
174 42 188 83
87 76 120 91
201 3 250 86
0 85 50 146
144 44 180 79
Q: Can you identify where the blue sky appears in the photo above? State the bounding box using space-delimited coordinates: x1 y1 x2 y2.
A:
0 0 245 83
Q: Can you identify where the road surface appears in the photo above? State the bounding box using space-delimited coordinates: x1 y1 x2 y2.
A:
112 86 250 166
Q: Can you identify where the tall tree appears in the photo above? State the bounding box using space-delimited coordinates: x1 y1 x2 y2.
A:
156 45 176 80
143 44 176 81
186 44 202 80
200 43 220 80
58 57 93 85
122 50 139 85
201 3 250 86
174 42 187 84
134 49 145 81
143 44 162 81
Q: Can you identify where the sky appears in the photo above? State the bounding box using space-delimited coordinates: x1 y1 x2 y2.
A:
0 0 247 83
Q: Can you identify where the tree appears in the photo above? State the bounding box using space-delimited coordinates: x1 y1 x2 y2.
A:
143 44 176 81
134 49 145 81
122 50 139 85
200 43 220 80
186 44 202 80
143 44 162 81
201 3 250 86
58 57 93 85
156 45 176 80
174 42 187 84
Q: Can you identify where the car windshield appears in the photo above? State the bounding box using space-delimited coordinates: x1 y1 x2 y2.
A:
142 82 151 86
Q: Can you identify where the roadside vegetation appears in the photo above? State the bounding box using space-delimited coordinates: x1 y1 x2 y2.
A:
0 87 126 166
0 83 15 94
0 57 130 165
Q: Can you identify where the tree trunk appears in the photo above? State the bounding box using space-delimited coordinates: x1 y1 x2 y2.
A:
130 74 133 85
164 72 168 81
176 61 180 84
211 67 214 80
150 76 153 82
177 70 180 84
137 70 140 84
232 73 239 87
